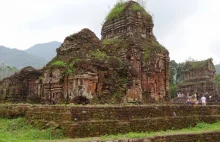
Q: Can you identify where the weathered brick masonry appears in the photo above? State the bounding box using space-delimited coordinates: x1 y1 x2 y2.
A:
0 104 30 118
1 105 220 139
2 105 219 138
91 131 220 142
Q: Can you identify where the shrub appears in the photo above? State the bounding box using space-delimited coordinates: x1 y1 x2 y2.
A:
105 0 126 22
131 3 146 13
51 61 66 67
91 50 109 60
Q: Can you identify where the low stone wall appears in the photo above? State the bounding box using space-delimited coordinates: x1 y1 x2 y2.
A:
91 131 220 142
24 105 220 138
149 131 220 142
0 104 220 138
0 104 30 118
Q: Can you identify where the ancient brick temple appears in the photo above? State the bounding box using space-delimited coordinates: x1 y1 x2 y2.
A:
178 58 216 96
0 67 41 103
0 1 170 104
101 1 170 102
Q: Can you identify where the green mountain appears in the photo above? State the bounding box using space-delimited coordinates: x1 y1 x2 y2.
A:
0 41 61 69
215 64 220 74
25 41 61 61
0 46 47 69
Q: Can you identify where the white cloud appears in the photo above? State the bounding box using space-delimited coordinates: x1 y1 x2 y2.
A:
158 0 220 63
0 0 119 49
0 0 219 64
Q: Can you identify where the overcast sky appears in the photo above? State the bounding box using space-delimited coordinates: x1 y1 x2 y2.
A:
0 0 219 64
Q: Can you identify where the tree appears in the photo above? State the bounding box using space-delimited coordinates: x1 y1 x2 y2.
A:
169 60 185 85
0 64 18 80
215 74 220 83
169 60 185 98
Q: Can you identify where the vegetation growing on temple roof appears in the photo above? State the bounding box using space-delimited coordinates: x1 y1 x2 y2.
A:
185 58 214 71
105 1 125 22
0 1 170 105
105 0 150 22
51 60 66 67
143 40 167 62
90 49 109 61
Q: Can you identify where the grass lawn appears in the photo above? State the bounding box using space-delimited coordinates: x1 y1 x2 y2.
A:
0 118 63 142
0 118 220 142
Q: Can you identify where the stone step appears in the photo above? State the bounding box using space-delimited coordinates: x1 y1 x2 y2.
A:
26 115 220 138
25 105 220 122
59 115 220 138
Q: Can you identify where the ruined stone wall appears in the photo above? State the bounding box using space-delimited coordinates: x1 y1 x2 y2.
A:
101 2 155 41
24 105 220 138
179 59 216 97
0 67 41 103
179 81 216 97
91 131 220 142
0 105 30 118
101 1 170 103
1 1 170 104
148 132 220 142
0 104 220 138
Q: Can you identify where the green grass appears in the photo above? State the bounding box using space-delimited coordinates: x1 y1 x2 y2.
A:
51 60 66 67
143 40 167 62
105 1 126 22
105 0 150 22
0 118 64 142
99 122 220 140
90 49 109 60
130 2 148 16
1 117 220 142
41 121 220 142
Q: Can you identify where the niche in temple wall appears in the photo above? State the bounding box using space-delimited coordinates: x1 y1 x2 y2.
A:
68 72 98 100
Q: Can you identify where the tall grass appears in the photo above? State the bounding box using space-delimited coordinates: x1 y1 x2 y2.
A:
1 118 220 142
100 121 220 140
0 118 64 142
105 1 126 22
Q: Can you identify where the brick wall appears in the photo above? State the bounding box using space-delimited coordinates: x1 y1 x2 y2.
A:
0 104 220 138
91 131 220 142
24 105 220 138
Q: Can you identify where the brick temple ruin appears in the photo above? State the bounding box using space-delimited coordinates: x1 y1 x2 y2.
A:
173 58 220 104
178 58 216 96
0 67 41 103
0 1 170 104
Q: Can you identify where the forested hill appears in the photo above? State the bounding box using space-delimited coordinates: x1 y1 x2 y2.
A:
0 41 61 69
0 46 47 69
25 41 61 61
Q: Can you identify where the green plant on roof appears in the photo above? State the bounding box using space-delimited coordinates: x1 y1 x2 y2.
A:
151 40 166 52
102 37 123 45
105 0 150 22
69 58 81 68
91 49 109 60
105 0 126 22
51 60 66 67
185 59 211 70
66 68 73 75
144 47 152 62
130 2 148 15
